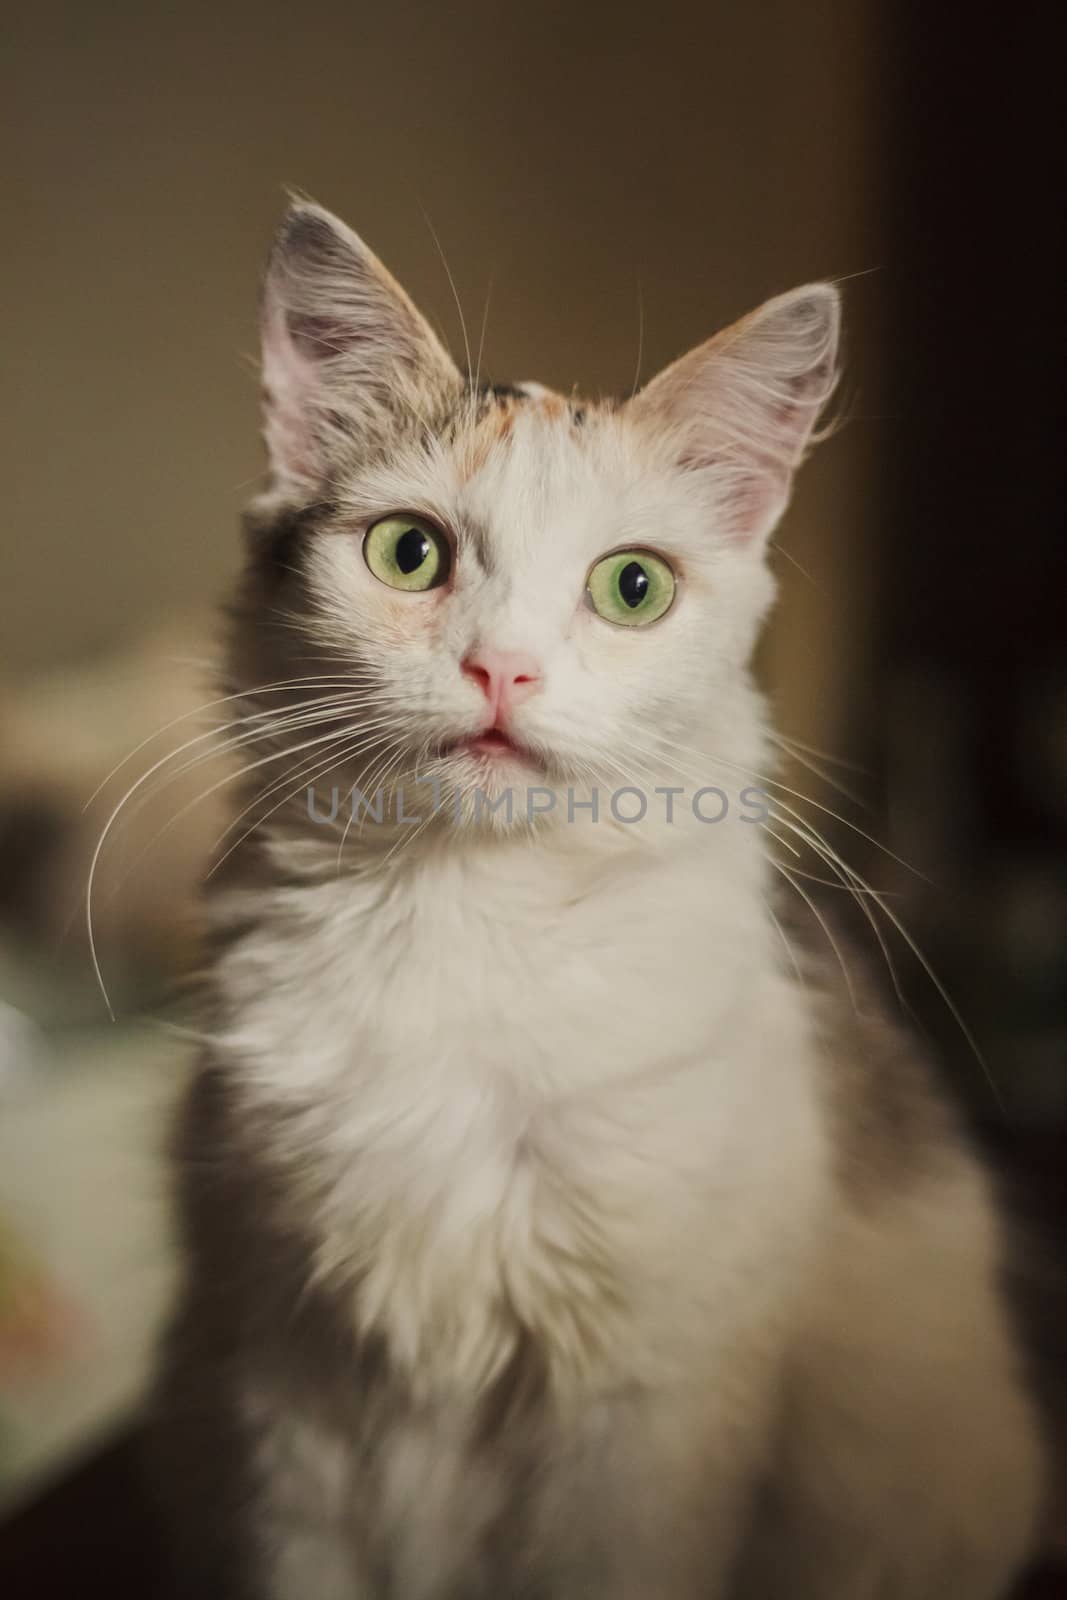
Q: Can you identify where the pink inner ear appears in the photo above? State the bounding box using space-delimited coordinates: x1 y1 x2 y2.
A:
286 312 353 363
677 423 793 543
261 299 322 488
711 463 790 545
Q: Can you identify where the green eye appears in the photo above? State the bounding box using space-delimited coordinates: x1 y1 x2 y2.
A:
586 549 676 627
363 515 451 592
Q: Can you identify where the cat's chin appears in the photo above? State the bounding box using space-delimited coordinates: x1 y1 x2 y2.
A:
420 738 562 836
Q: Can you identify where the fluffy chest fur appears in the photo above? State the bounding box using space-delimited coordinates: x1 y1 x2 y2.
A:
215 827 829 1403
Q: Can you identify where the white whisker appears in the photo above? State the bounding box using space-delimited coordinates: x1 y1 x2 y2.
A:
420 208 473 388
769 858 859 1014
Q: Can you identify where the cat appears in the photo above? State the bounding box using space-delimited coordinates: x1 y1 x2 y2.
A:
153 201 1048 1598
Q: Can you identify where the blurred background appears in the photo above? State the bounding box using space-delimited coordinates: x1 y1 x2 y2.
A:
1 1 1064 1593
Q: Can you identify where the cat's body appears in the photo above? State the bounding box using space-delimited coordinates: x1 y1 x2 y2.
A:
155 204 1048 1596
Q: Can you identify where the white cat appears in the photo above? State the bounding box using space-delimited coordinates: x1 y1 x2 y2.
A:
154 202 1047 1598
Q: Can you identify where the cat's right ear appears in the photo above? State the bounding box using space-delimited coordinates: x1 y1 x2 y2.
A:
629 284 840 547
258 202 461 504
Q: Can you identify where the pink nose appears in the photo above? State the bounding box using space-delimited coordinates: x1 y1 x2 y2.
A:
461 648 543 720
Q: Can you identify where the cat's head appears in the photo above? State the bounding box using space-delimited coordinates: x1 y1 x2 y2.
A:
231 202 839 841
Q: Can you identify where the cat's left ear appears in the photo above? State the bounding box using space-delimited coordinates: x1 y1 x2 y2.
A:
629 284 840 546
258 202 461 504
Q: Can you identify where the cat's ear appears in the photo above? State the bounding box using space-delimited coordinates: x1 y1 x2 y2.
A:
630 284 840 546
259 202 461 500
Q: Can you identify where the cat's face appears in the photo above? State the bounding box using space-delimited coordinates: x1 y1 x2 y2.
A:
235 205 838 834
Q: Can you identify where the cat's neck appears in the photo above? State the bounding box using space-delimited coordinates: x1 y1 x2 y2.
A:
213 776 781 1105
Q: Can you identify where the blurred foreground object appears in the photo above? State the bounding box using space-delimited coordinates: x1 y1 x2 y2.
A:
0 1023 191 1512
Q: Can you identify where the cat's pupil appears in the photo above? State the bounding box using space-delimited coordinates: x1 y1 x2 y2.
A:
396 528 430 573
619 561 649 608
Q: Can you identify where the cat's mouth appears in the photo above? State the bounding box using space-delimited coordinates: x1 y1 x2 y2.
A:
466 728 520 757
439 727 539 766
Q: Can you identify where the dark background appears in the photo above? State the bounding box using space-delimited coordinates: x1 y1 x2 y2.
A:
1 0 1064 1592
872 5 1066 1136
